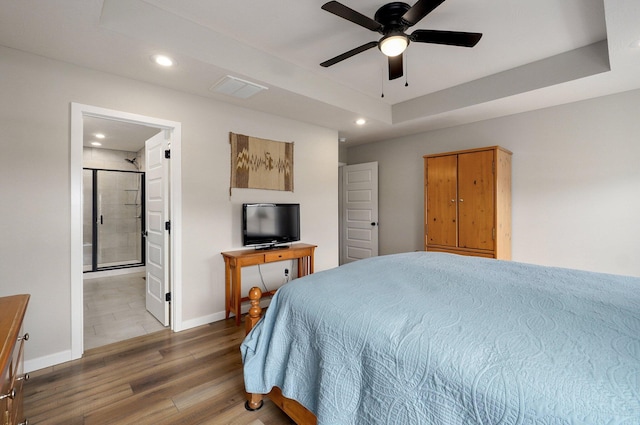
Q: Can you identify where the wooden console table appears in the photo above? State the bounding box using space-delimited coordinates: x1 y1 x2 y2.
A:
221 243 316 326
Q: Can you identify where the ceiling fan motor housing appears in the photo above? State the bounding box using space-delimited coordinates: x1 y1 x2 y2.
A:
374 2 412 34
375 2 412 55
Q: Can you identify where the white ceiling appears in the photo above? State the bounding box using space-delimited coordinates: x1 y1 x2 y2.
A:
1 0 639 146
83 116 161 151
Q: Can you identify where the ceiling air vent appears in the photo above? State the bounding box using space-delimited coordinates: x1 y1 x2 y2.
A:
210 75 268 99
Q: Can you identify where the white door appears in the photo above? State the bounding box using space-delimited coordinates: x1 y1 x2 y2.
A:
145 131 170 326
341 162 379 263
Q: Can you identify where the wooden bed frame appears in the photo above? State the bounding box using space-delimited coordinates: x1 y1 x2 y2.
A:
243 287 318 425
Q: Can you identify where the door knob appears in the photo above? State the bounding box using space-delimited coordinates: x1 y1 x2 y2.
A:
370 222 378 226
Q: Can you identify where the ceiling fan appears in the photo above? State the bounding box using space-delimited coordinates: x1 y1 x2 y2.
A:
320 0 482 80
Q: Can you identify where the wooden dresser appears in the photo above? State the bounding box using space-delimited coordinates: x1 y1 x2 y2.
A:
0 295 29 425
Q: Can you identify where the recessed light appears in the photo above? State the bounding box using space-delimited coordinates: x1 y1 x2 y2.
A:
94 133 105 139
151 54 174 67
629 38 640 48
355 118 366 126
91 141 102 146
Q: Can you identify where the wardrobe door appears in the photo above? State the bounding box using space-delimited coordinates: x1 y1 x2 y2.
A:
426 155 458 248
457 150 494 251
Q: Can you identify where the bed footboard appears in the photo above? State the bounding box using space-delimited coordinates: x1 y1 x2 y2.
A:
245 287 265 410
243 287 317 424
245 287 263 335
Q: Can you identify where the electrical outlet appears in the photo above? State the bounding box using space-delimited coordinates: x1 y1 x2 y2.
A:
284 268 289 276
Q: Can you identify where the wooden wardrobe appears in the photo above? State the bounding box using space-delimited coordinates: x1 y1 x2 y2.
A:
424 146 512 260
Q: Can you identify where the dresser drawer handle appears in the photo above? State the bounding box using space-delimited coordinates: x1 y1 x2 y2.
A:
0 388 15 400
18 332 29 342
17 373 29 382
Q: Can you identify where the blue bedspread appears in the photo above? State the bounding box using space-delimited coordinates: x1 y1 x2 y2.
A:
241 252 640 424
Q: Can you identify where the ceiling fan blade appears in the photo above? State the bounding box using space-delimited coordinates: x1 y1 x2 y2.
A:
321 1 383 32
410 29 482 47
402 0 446 26
320 41 379 67
388 54 403 80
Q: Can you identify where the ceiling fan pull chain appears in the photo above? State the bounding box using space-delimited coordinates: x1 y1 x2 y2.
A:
381 60 385 98
405 51 409 87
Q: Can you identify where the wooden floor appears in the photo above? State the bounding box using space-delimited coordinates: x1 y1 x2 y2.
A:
24 318 293 425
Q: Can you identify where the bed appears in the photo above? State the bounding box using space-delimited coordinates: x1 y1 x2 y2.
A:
240 252 640 424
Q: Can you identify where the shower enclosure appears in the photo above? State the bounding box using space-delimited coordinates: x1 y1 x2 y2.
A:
83 169 145 271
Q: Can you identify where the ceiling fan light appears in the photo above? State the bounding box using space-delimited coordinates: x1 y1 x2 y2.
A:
380 35 408 57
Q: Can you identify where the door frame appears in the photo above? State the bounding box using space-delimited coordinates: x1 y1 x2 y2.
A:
70 102 183 360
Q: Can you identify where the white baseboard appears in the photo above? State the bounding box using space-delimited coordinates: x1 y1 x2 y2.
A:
25 350 72 373
178 299 272 332
178 312 227 331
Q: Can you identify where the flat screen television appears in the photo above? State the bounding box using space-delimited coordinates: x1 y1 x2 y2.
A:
242 203 300 248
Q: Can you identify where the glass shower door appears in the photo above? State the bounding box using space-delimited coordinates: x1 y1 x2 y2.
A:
83 169 145 272
95 170 144 269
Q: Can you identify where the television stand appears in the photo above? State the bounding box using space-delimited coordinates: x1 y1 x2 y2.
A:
221 243 316 326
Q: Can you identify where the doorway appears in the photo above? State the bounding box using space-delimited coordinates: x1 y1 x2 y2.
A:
70 103 183 360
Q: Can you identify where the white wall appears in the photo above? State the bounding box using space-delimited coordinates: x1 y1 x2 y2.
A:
0 46 339 368
347 89 640 277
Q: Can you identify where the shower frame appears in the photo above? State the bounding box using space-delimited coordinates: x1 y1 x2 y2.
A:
84 168 146 272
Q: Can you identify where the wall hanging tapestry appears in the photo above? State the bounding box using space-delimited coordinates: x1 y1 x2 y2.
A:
230 132 294 193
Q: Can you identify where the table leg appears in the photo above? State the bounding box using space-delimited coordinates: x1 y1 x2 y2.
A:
296 257 301 278
224 260 231 319
232 265 242 326
297 255 314 277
